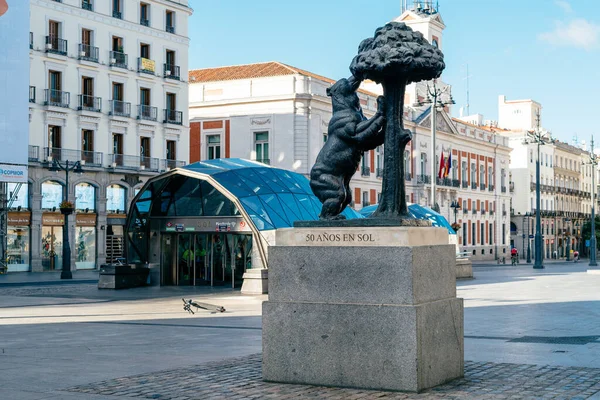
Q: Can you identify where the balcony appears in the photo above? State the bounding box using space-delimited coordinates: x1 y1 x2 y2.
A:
417 175 430 184
254 158 270 165
362 201 370 208
30 32 33 49
480 184 486 191
110 100 131 118
164 109 183 125
138 57 156 75
110 51 128 69
45 36 67 56
138 105 158 121
82 0 93 11
471 182 477 190
109 154 159 172
501 186 507 193
481 209 486 215
405 173 411 181
472 209 477 215
376 168 383 178
461 181 468 189
29 145 39 162
161 159 185 171
489 210 494 215
78 95 101 112
44 89 70 108
509 182 514 192
530 182 536 191
361 166 370 177
166 25 175 34
43 147 102 166
452 179 460 187
164 64 181 80
140 18 150 27
488 185 494 192
78 43 99 63
29 86 35 103
113 10 122 19
502 210 507 216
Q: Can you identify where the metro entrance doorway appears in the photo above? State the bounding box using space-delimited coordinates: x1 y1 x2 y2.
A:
161 233 251 287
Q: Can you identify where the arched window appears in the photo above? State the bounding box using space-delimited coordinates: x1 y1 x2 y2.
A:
106 185 126 213
75 183 96 212
8 182 29 210
41 181 63 210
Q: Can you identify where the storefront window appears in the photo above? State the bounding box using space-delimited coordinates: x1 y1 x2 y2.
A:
41 226 63 270
7 227 29 272
75 226 96 269
41 181 63 210
107 185 126 213
75 183 96 211
8 183 28 209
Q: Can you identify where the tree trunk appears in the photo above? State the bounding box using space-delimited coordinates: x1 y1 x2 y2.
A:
371 78 412 219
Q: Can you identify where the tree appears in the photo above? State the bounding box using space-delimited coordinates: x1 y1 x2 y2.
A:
350 22 445 218
581 217 600 254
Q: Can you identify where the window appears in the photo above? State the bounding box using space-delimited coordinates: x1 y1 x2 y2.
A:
140 3 150 26
106 185 126 213
479 166 484 186
489 224 493 245
420 153 427 176
48 125 61 150
41 181 63 210
462 200 467 210
471 163 476 183
530 150 533 163
166 92 176 110
140 43 150 59
81 130 94 163
113 133 123 154
362 191 369 207
488 166 493 186
112 0 122 19
462 223 467 246
166 140 176 160
481 223 484 245
472 223 476 246
207 135 221 160
49 70 61 92
166 10 175 33
48 20 60 39
8 183 28 210
254 132 269 164
81 28 92 46
323 132 327 143
461 161 467 182
501 168 506 187
75 183 96 212
379 147 385 171
166 50 176 67
140 137 151 158
502 224 506 245
452 160 457 180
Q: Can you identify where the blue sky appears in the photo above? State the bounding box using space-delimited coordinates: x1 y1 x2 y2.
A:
189 0 600 143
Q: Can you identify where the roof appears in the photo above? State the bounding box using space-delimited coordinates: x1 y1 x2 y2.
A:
189 61 380 97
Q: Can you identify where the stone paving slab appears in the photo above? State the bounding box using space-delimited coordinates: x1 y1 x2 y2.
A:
65 353 600 399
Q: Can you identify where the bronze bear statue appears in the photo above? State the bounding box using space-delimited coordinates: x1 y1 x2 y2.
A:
310 75 386 220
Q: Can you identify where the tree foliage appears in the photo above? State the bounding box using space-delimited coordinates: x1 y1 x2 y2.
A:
350 22 445 84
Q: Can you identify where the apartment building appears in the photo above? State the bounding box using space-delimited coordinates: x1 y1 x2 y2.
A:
5 0 192 272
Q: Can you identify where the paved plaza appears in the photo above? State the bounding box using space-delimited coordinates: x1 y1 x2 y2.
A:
1 262 600 399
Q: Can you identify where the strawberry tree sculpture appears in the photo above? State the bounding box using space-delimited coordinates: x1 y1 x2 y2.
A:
350 22 445 220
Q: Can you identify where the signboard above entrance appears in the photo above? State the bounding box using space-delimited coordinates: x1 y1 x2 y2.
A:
159 217 251 233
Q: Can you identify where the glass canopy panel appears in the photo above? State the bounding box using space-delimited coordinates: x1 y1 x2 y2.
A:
200 181 239 216
166 177 203 217
234 169 274 195
258 194 291 228
214 171 256 198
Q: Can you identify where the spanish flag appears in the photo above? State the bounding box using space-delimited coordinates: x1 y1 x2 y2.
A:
438 152 445 179
444 153 452 178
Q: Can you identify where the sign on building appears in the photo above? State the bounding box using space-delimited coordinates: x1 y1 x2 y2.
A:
0 1 29 181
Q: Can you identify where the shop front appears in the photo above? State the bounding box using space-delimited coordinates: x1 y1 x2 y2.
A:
41 213 64 271
7 211 31 272
75 213 97 269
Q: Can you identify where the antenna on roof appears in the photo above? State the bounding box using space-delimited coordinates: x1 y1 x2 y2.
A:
462 64 472 116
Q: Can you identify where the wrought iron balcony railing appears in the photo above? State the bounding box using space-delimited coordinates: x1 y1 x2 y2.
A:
78 43 99 62
462 181 468 188
78 95 101 112
44 89 70 108
164 109 183 125
82 0 93 11
29 145 39 162
164 64 181 80
376 168 383 178
161 159 186 171
140 18 150 27
110 100 131 117
471 182 477 190
501 186 507 193
166 25 175 34
417 175 430 184
138 105 157 121
113 10 122 19
361 166 371 177
43 147 102 166
109 51 128 69
109 154 159 171
45 36 67 55
405 173 411 181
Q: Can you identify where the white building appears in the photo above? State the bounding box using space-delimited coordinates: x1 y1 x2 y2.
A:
6 0 192 273
498 95 542 132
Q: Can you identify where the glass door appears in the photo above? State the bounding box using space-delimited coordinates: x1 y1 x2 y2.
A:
194 234 209 285
161 234 175 285
210 234 225 286
41 226 63 271
178 234 194 286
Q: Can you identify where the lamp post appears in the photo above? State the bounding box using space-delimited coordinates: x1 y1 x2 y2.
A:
588 136 598 267
413 80 454 213
565 219 570 261
524 112 554 269
47 159 84 279
450 200 460 224
525 212 532 263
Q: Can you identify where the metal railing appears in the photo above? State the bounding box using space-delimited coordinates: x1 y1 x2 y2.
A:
471 182 477 190
110 100 131 117
480 183 486 190
82 0 93 11
113 10 122 19
44 89 70 108
472 209 477 214
45 36 67 55
488 185 494 191
109 154 159 171
361 166 371 177
29 86 35 103
502 210 507 216
29 145 39 162
501 186 507 193
164 109 183 125
109 51 128 68
461 181 468 188
78 43 99 62
78 95 101 112
161 159 185 171
405 173 411 181
140 18 150 27
376 168 383 178
452 179 460 187
164 64 181 80
30 32 33 49
43 147 102 166
138 105 157 121
166 25 175 34
417 175 430 184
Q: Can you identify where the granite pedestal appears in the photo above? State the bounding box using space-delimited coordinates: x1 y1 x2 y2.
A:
262 226 464 393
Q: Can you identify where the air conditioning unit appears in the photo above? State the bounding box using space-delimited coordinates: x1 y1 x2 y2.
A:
46 43 53 50
80 50 86 57
165 70 171 76
110 58 116 64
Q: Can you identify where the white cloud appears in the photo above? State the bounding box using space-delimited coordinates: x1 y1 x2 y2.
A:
554 0 573 13
538 19 600 50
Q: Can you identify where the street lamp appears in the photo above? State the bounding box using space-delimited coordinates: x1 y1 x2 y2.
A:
450 200 460 224
565 219 570 261
47 159 84 279
523 112 554 269
584 136 598 267
524 212 532 263
413 80 455 213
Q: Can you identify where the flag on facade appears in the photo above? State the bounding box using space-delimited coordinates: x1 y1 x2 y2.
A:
438 151 445 178
444 152 452 178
